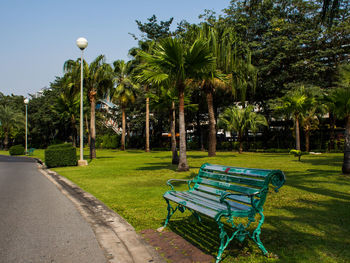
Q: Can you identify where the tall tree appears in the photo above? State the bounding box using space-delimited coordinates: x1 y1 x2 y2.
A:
112 60 139 151
64 55 113 159
333 64 350 174
0 106 24 150
139 37 215 171
52 75 80 147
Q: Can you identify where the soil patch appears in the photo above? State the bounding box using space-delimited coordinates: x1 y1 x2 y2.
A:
140 229 214 263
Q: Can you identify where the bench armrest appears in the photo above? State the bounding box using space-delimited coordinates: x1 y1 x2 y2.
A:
219 191 259 203
166 179 192 191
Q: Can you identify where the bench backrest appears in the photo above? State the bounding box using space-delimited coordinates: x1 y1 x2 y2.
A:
192 163 286 210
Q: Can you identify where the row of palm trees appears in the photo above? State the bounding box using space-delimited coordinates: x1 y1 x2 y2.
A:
54 23 350 173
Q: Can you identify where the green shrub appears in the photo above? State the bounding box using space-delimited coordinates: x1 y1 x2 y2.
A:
101 134 119 149
290 149 308 161
47 143 73 150
220 141 233 151
45 145 77 168
187 141 200 150
9 145 25 155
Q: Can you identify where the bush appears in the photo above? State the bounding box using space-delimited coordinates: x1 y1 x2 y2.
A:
289 149 308 161
47 143 73 150
9 145 25 155
187 141 200 150
45 144 77 168
101 134 119 149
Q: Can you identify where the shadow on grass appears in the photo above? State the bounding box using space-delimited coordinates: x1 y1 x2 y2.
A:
135 162 178 171
285 170 350 199
136 163 203 172
298 155 342 167
162 196 350 262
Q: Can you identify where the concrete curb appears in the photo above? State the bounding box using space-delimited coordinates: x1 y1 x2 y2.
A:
36 161 165 263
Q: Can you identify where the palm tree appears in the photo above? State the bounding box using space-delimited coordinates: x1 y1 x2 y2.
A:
274 86 310 151
0 106 24 150
333 63 350 174
138 37 215 171
130 41 155 152
150 86 180 164
218 105 267 153
300 87 326 152
112 60 139 151
52 75 80 147
64 55 113 159
196 24 257 156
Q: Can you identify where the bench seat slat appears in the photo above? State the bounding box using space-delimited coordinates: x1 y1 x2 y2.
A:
202 164 271 179
176 191 250 211
199 170 265 188
187 190 251 211
175 192 229 211
198 178 259 195
164 192 218 218
195 185 252 204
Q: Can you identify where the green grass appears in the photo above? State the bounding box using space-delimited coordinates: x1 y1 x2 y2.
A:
1 149 349 262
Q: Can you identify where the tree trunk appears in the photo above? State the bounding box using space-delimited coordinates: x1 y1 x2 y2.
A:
305 127 310 152
4 131 9 151
329 111 335 151
238 133 243 154
71 115 76 147
85 114 90 148
145 91 150 152
295 116 301 151
171 101 179 164
121 106 126 151
342 116 350 174
206 88 216 157
90 94 96 159
178 85 189 171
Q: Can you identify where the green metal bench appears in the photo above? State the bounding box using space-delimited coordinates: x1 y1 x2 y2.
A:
159 163 286 262
28 148 35 156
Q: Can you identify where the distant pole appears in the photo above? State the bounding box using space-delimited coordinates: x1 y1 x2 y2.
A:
76 37 88 166
24 98 29 154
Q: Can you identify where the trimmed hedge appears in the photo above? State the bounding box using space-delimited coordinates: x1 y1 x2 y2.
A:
9 145 25 156
45 144 77 168
47 143 74 149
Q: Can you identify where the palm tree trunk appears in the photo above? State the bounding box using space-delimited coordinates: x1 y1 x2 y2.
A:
71 115 76 147
329 111 335 151
295 116 301 151
238 133 243 154
85 115 90 148
178 85 189 171
206 89 216 157
305 127 310 152
145 92 150 152
171 101 179 164
121 106 126 151
4 130 9 151
90 95 96 159
305 129 310 152
342 116 350 174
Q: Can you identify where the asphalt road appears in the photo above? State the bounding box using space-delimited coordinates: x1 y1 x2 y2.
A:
0 155 107 263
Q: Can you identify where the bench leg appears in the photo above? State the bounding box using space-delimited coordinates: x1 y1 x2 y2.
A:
216 218 237 263
250 211 268 256
158 199 177 232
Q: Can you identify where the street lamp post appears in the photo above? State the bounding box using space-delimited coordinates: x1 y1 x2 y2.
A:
24 98 29 154
76 37 88 166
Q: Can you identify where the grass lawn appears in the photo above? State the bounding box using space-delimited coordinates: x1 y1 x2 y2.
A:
1 149 349 262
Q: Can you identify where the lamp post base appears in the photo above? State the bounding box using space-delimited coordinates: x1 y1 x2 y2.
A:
78 160 88 166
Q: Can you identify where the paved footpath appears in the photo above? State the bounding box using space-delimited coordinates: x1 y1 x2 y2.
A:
0 155 107 263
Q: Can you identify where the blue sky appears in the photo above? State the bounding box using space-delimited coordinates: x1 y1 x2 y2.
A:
0 0 230 96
